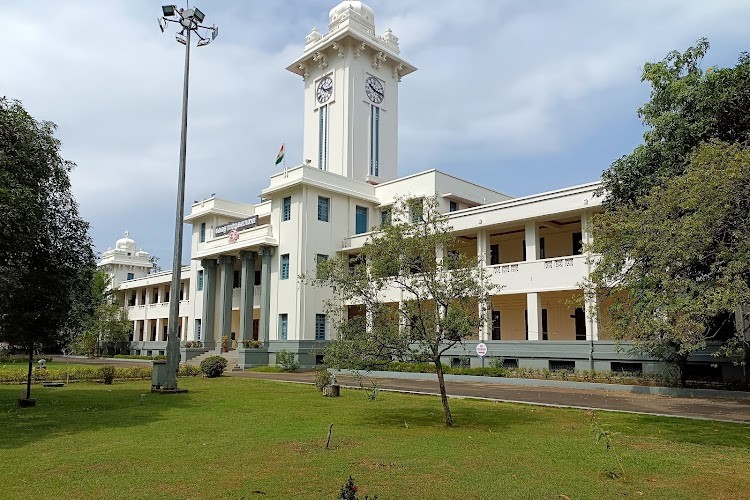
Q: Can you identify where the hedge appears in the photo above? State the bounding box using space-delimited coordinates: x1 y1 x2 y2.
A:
0 365 202 384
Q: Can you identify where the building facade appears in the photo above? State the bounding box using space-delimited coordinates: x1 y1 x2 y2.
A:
100 1 745 381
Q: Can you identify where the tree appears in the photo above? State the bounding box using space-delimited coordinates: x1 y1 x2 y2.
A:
590 141 750 384
75 272 131 357
600 39 750 207
592 40 750 384
310 198 496 426
0 98 95 402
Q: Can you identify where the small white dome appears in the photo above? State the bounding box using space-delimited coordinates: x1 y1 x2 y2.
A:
135 249 150 258
329 1 375 30
115 230 136 251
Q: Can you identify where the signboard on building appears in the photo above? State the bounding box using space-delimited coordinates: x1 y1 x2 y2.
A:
214 216 258 238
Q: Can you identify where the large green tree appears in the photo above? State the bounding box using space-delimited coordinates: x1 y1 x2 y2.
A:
75 272 131 357
591 141 750 384
592 40 750 384
0 98 95 402
600 39 750 207
311 198 496 427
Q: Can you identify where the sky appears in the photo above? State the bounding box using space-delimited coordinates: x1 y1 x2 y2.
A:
2 0 749 268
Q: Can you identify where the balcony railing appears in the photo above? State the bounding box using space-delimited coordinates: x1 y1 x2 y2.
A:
487 255 586 294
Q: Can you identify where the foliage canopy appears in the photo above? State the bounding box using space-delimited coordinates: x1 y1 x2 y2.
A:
593 39 750 382
311 197 496 426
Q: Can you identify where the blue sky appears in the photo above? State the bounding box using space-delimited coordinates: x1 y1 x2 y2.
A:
2 0 749 268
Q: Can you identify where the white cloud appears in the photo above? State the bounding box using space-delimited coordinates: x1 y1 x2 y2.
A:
2 0 749 265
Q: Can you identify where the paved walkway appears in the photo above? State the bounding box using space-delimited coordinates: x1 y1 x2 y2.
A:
230 371 750 424
52 357 750 423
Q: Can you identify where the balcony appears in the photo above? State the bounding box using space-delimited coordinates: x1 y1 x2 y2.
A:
487 255 587 294
342 255 588 305
126 301 189 320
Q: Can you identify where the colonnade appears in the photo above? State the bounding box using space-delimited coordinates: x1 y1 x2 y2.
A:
200 246 274 348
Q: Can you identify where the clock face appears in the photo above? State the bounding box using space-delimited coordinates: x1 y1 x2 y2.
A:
316 76 333 104
365 76 384 104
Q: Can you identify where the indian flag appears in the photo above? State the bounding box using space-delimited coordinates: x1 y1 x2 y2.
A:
275 144 285 165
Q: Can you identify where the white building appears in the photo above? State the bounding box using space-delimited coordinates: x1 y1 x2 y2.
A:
100 1 743 380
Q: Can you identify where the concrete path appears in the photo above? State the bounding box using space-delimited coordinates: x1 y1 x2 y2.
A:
230 371 750 424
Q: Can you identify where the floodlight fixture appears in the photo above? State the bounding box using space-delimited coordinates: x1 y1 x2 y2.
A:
197 38 210 47
158 17 166 33
211 25 219 40
183 8 195 19
161 5 177 16
193 8 205 23
176 34 187 45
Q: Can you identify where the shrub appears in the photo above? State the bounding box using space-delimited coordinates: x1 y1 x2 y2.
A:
241 340 262 348
339 476 378 500
200 356 228 378
99 366 116 385
276 350 299 372
315 367 333 391
179 365 202 377
183 340 203 348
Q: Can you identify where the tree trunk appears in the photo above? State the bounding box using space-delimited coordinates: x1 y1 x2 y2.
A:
434 357 453 427
26 343 34 400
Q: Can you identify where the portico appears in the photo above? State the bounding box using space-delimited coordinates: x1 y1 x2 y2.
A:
197 245 273 350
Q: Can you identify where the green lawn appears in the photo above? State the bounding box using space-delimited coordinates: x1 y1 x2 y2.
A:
1 378 748 499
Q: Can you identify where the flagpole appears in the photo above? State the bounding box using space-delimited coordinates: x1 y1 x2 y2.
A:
283 142 287 177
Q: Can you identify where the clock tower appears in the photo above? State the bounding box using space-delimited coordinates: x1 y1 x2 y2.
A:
286 1 416 184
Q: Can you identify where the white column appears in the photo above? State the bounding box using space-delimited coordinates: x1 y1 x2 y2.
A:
525 222 538 261
526 292 542 341
132 321 138 342
435 242 445 264
581 210 599 341
478 301 490 341
585 293 599 341
155 318 163 341
144 319 152 341
477 229 489 266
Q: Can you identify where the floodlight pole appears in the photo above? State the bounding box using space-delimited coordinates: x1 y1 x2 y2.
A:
159 6 217 391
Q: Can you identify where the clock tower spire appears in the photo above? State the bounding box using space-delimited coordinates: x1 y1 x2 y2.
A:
286 1 416 184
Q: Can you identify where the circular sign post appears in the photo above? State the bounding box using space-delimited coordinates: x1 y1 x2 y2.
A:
476 342 487 368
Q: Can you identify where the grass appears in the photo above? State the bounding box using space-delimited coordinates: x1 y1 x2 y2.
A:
0 378 748 499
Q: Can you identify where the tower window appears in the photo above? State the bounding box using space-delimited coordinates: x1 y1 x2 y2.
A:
317 196 330 222
316 254 328 279
369 105 380 176
449 200 458 212
315 314 327 340
318 104 328 171
197 270 204 291
126 272 134 280
282 196 291 221
355 206 368 234
200 222 206 243
281 254 290 280
279 314 288 341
